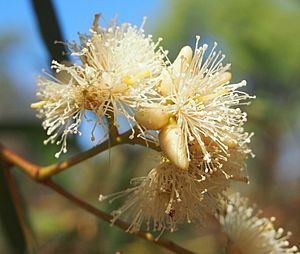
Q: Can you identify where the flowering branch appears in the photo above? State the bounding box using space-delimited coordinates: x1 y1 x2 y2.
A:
0 145 194 254
0 128 159 181
39 129 159 179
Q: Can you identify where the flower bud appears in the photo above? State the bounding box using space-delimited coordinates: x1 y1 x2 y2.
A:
135 105 171 130
172 46 193 73
157 69 173 96
159 123 189 170
215 72 232 86
158 46 193 97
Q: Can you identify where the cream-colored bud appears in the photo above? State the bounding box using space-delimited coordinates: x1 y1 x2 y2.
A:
159 124 189 170
157 69 173 96
215 72 232 86
172 46 193 73
158 46 193 96
135 105 171 130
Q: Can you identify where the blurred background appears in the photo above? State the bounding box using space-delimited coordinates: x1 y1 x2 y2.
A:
1 0 300 253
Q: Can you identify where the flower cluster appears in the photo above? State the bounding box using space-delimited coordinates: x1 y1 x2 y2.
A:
218 193 299 254
33 14 256 234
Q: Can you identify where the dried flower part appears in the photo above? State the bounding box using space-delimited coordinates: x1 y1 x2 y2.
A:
218 193 299 254
159 123 189 170
99 143 249 234
172 45 193 73
134 104 171 130
154 39 254 168
100 160 233 234
32 15 167 157
189 141 250 183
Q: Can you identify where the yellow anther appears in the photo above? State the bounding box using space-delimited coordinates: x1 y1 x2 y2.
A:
143 70 151 77
123 77 135 86
145 233 154 241
168 116 177 125
165 99 174 105
31 101 46 109
263 222 274 231
123 70 151 87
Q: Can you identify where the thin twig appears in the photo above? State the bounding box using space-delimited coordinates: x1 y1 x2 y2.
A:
38 138 112 180
43 179 196 254
0 144 39 178
39 129 159 180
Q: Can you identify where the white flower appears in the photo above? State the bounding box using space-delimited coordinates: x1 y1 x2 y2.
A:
136 38 254 169
32 15 166 157
32 64 90 158
71 15 166 125
99 148 248 234
218 193 299 254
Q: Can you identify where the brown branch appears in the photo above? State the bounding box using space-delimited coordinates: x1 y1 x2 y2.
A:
39 129 159 179
38 138 112 180
43 179 195 254
0 144 39 178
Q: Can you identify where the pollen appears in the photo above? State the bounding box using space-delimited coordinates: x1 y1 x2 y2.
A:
123 70 152 87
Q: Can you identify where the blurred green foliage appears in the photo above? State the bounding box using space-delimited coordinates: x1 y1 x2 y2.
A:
159 0 300 90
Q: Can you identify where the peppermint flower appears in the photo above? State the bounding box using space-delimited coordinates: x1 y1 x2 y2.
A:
32 15 166 157
135 38 254 169
218 193 299 254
